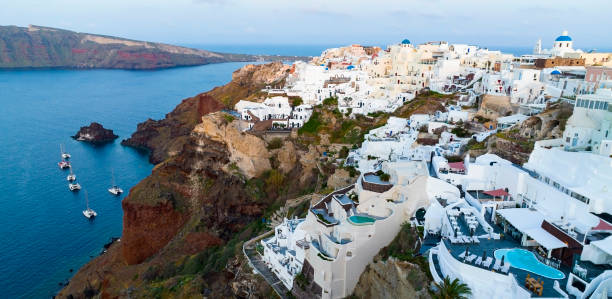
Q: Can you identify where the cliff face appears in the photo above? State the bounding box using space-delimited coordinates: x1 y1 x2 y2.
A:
58 63 318 298
353 258 431 299
482 101 573 164
121 61 290 164
352 223 432 299
0 25 307 69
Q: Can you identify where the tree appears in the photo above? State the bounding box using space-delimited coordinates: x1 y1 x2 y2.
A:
431 277 472 299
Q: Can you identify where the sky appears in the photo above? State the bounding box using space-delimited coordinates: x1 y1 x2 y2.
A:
1 0 611 50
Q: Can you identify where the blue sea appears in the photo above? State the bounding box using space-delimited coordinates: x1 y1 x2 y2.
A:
0 61 268 298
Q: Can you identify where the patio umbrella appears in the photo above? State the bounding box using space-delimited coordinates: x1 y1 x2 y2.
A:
482 250 487 261
500 255 505 266
454 228 458 238
464 247 469 259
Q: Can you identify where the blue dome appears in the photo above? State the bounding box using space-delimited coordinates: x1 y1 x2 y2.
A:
551 70 561 75
555 35 572 42
401 39 411 44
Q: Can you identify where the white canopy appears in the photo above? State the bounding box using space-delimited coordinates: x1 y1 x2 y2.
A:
497 208 567 250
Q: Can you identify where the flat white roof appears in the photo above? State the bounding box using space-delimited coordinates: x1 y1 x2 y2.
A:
591 236 612 256
497 208 567 250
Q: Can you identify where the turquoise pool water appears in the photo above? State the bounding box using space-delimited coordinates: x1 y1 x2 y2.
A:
494 249 565 280
348 215 376 225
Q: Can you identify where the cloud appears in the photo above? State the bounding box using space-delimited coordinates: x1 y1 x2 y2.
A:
300 7 350 18
388 9 448 20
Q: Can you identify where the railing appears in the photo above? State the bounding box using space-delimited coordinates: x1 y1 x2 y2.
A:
532 249 562 269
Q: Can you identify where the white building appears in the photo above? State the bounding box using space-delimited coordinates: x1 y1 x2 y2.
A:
261 218 308 289
563 86 612 155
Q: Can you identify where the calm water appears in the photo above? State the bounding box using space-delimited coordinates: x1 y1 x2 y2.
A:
0 62 257 298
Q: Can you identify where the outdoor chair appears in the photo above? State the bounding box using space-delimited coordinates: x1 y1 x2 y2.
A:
466 254 477 263
483 257 493 268
492 259 501 271
501 263 510 273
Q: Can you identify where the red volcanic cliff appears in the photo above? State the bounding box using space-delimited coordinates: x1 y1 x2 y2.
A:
122 199 188 265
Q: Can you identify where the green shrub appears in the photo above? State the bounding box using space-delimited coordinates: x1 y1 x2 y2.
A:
223 113 235 123
298 111 322 135
339 146 349 158
267 138 283 150
322 96 338 106
290 97 303 107
380 173 390 182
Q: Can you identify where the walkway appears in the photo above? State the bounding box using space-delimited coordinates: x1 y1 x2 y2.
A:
243 230 290 298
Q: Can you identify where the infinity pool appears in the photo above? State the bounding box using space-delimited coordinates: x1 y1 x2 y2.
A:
494 249 565 280
348 215 376 225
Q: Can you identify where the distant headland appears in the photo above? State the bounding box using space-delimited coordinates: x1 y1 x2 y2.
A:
0 25 309 70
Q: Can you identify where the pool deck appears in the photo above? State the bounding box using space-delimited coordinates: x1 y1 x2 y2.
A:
442 237 566 298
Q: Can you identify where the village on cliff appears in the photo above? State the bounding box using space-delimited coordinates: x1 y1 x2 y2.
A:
231 31 612 299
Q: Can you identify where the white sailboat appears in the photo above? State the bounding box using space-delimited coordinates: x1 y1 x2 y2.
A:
58 158 70 169
108 169 123 196
69 182 81 191
82 190 97 219
67 166 76 181
60 144 71 159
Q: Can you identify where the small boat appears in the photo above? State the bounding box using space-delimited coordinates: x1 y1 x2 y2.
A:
58 160 71 169
67 167 76 181
83 191 97 219
108 169 123 196
69 182 81 191
60 144 71 159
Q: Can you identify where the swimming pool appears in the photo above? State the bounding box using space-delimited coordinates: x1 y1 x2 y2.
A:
494 249 565 280
348 215 376 225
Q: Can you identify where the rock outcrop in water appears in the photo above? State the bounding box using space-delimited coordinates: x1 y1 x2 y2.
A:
57 62 320 298
0 25 309 70
72 122 118 143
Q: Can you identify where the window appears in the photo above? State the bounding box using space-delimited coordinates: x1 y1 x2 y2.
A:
595 101 601 110
589 101 595 109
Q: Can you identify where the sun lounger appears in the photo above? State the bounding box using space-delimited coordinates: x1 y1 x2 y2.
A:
465 254 477 263
501 263 511 273
459 251 467 259
483 257 493 268
492 259 502 271
472 236 480 243
474 257 483 265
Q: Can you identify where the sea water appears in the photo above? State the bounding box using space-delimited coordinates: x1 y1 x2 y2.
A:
0 62 260 298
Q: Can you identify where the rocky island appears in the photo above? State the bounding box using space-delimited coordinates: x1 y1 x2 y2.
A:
72 122 118 143
0 25 308 70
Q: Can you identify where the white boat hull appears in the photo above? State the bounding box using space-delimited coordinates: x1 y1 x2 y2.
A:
83 209 97 218
108 187 123 195
69 183 81 191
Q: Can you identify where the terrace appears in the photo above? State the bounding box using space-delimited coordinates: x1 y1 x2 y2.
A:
361 172 394 193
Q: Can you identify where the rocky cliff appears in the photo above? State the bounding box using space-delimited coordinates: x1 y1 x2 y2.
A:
57 63 319 298
352 223 431 299
0 25 307 70
478 101 573 164
121 61 290 164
